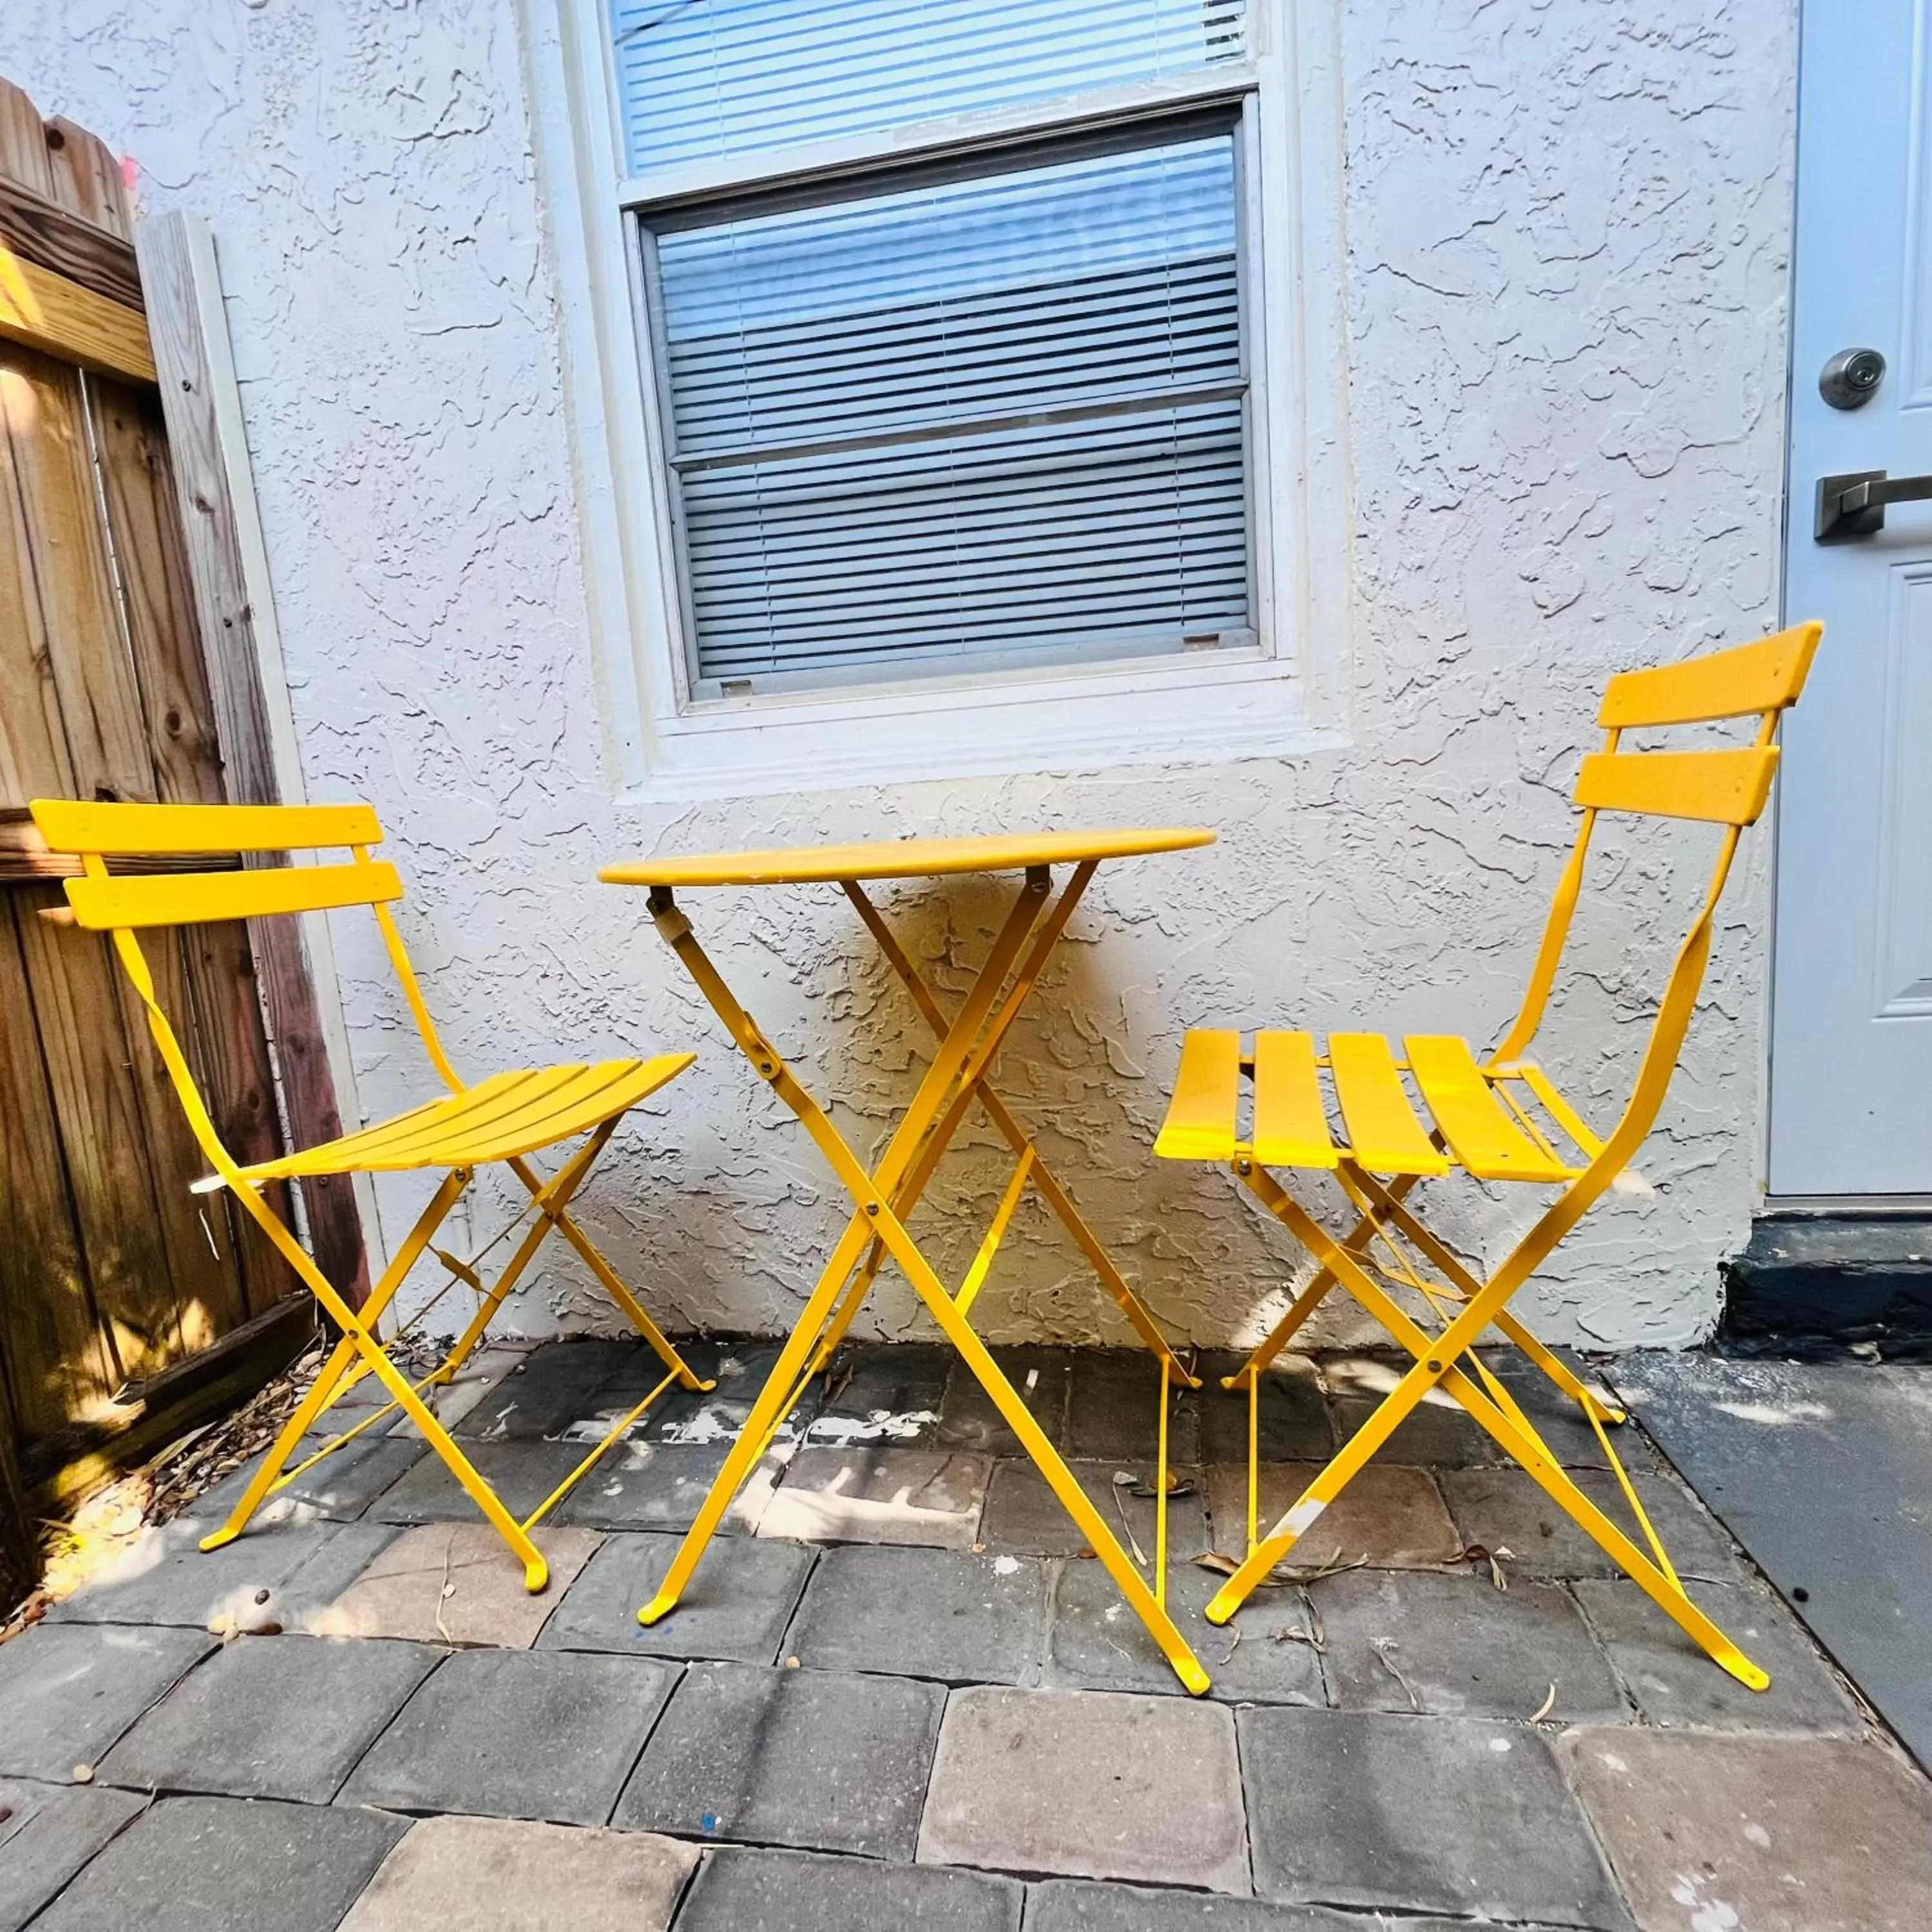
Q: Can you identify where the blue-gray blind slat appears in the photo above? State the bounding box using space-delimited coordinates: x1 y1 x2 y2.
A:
654 135 1251 687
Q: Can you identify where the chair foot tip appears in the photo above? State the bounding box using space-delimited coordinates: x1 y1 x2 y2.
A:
639 1595 674 1627
1178 1663 1213 1696
197 1530 239 1553
524 1562 549 1594
1204 1595 1237 1627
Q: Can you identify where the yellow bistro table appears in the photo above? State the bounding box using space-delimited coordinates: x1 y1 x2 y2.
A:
601 828 1217 1692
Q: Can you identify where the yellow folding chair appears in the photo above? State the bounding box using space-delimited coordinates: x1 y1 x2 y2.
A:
30 799 709 1591
1153 623 1822 1687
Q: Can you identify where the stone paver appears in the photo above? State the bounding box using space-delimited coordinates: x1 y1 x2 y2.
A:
338 1814 696 1931
0 1779 146 1932
338 1647 677 1823
1206 1463 1461 1570
759 1446 989 1547
784 1544 1048 1685
1439 1465 1743 1581
539 1531 814 1662
614 1660 943 1858
1047 1559 1322 1705
48 1519 348 1629
554 1438 780 1535
0 1624 213 1781
936 1347 1073 1454
370 1440 590 1524
100 1633 437 1803
1063 1350 1202 1463
1240 1708 1627 1926
454 1338 646 1441
29 1794 408 1932
313 1522 599 1646
674 1845 1021 1932
980 1460 1209 1559
1313 1568 1624 1721
920 1684 1249 1895
190 1433 426 1527
1573 1577 1862 1734
1563 1728 1932 1932
646 1343 819 1446
807 1343 949 1444
1025 1879 1368 1929
1195 1353 1334 1463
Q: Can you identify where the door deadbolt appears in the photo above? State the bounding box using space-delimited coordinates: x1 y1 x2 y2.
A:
1820 346 1886 409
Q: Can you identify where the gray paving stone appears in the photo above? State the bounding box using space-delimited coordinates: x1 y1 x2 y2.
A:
369 1439 589 1523
191 1431 427 1526
0 1778 146 1932
1046 1558 1321 1705
676 1845 1022 1932
338 1646 677 1823
646 1341 823 1447
1313 1568 1623 1721
1197 1352 1334 1463
100 1633 438 1803
1239 1707 1628 1926
807 1343 949 1444
1025 1879 1368 1929
274 1523 407 1633
980 1459 1209 1560
1573 1577 1863 1734
759 1445 989 1547
455 1336 647 1440
540 1531 815 1662
921 1684 1249 1894
614 1661 944 1858
1063 1350 1202 1463
554 1437 779 1535
1564 1728 1932 1932
0 1624 213 1781
48 1517 348 1628
28 1793 408 1932
1206 1463 1461 1571
339 1815 696 1931
938 1347 1074 1454
784 1544 1049 1685
1439 1465 1747 1582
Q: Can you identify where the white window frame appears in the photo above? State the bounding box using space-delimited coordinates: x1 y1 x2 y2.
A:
522 0 1354 802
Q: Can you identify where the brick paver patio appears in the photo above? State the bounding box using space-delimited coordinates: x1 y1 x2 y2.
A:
3 1337 1929 1931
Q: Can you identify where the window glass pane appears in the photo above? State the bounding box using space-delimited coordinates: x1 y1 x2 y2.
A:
611 0 1248 175
652 133 1250 687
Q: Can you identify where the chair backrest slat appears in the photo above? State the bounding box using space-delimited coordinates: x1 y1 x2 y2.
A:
64 860 404 930
1573 746 1779 826
31 799 382 855
1596 621 1821 728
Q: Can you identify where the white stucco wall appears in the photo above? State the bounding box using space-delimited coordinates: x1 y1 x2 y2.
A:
3 0 1797 1351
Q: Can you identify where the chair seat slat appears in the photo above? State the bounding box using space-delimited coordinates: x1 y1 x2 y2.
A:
1155 1028 1242 1161
1250 1030 1338 1168
64 860 403 929
1596 622 1821 727
32 799 383 854
1405 1035 1573 1182
1573 746 1779 825
1327 1033 1450 1175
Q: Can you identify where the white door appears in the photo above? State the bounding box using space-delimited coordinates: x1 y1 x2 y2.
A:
1773 0 1932 1197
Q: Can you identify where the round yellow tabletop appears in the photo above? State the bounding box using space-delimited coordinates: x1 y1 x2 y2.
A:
600 826 1215 889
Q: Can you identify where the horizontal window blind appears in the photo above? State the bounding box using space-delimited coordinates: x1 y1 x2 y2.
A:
652 135 1251 687
611 0 1249 176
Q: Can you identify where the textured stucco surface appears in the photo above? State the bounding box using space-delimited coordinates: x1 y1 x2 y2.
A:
2 1 1797 1350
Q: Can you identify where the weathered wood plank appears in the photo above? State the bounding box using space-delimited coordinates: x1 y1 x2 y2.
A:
0 177 142 308
10 886 180 1391
0 251 155 384
0 362 77 806
137 211 371 1307
0 79 55 201
0 897 116 1446
0 343 153 802
41 117 131 242
87 374 301 1314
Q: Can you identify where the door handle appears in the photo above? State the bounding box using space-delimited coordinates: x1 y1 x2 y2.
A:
1815 468 1932 541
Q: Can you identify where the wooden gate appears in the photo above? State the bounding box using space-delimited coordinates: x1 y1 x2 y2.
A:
0 82 366 1597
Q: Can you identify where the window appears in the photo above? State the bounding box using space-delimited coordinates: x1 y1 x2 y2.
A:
612 1 1257 696
533 0 1349 794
